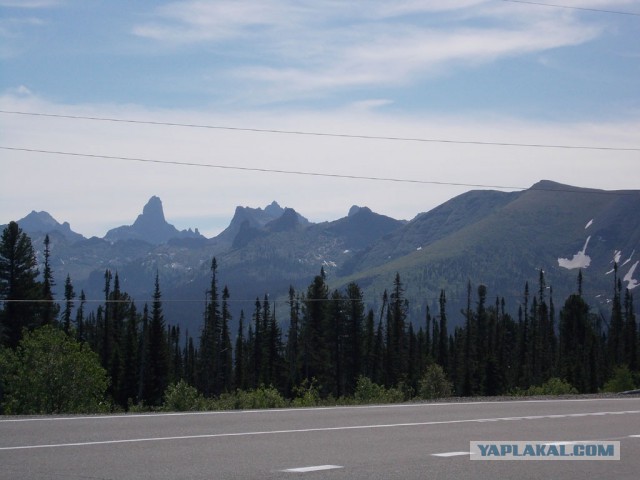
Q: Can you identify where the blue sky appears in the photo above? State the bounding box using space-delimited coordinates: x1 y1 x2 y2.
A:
1 0 639 237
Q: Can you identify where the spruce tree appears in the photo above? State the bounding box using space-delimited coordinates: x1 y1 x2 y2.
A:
0 222 40 348
219 286 233 393
235 311 246 390
62 274 75 334
142 274 169 406
40 234 59 326
285 286 300 394
197 258 220 397
301 269 330 392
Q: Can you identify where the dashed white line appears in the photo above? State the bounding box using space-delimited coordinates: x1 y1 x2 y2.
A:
282 465 343 473
432 451 473 457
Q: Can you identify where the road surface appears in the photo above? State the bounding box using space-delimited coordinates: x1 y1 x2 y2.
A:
1 397 639 479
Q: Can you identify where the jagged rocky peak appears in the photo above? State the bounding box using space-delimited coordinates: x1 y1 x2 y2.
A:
348 205 372 217
14 210 85 243
104 196 203 245
137 196 166 225
264 201 284 218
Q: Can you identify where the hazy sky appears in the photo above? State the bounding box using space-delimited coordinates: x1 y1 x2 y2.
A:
1 0 639 238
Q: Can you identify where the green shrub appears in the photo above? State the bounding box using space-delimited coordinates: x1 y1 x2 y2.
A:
0 326 109 414
234 385 288 409
418 364 453 399
353 376 404 404
291 378 321 407
602 365 636 393
513 377 578 396
163 380 207 411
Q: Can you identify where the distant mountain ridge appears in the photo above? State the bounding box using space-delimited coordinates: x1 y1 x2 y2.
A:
3 180 639 335
104 196 203 245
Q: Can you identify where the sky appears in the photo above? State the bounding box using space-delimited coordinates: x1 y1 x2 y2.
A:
1 0 639 238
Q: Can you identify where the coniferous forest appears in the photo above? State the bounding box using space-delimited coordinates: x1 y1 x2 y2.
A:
0 221 638 414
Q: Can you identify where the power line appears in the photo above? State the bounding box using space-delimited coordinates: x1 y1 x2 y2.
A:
500 0 640 16
2 146 638 196
0 145 525 189
1 110 638 152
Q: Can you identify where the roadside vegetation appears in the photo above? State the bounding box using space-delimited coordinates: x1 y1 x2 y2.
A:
0 222 638 414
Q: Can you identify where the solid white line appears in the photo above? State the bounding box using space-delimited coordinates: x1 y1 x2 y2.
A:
629 435 640 438
1 410 639 452
282 465 343 472
1 397 636 423
432 451 473 457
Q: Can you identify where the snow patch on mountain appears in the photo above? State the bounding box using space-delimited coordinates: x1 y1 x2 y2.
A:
622 250 635 267
623 261 639 290
613 250 622 264
558 236 592 269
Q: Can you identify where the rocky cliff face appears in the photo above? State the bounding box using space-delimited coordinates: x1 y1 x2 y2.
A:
104 196 203 245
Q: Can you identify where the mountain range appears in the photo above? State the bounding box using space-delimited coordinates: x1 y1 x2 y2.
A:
4 180 639 335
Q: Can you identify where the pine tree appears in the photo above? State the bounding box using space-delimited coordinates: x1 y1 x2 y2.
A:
62 274 75 334
119 301 140 407
437 290 448 371
301 269 330 392
141 273 169 406
219 286 233 393
608 264 625 367
285 286 300 395
344 283 365 395
197 258 220 397
623 289 637 371
75 290 86 343
0 222 40 348
235 311 246 390
40 234 59 326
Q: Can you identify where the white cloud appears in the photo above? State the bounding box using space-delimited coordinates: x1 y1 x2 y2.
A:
131 0 602 102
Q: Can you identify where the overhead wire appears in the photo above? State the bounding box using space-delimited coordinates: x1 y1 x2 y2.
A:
0 110 638 152
500 0 640 16
2 145 639 196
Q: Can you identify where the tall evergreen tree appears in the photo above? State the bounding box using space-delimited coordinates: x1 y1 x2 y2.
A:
301 269 330 392
197 258 221 397
344 282 365 395
437 290 448 371
141 273 169 406
234 311 247 390
0 222 40 348
608 264 625 366
219 286 233 393
285 286 301 394
62 274 75 334
40 234 59 326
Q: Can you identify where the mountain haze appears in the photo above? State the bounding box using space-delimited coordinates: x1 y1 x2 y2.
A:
4 181 638 334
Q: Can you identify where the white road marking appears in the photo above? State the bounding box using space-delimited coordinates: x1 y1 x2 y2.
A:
282 465 343 473
432 451 473 457
1 410 639 451
1 397 638 423
629 435 640 438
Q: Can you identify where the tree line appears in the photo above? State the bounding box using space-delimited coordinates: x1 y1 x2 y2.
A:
0 221 638 413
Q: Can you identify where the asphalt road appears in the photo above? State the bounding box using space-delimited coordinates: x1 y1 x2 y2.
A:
1 397 639 479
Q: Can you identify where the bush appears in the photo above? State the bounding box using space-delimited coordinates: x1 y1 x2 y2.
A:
513 377 578 396
1 326 109 414
602 365 636 393
163 380 207 411
233 385 288 409
291 378 321 407
353 376 404 404
418 364 453 399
